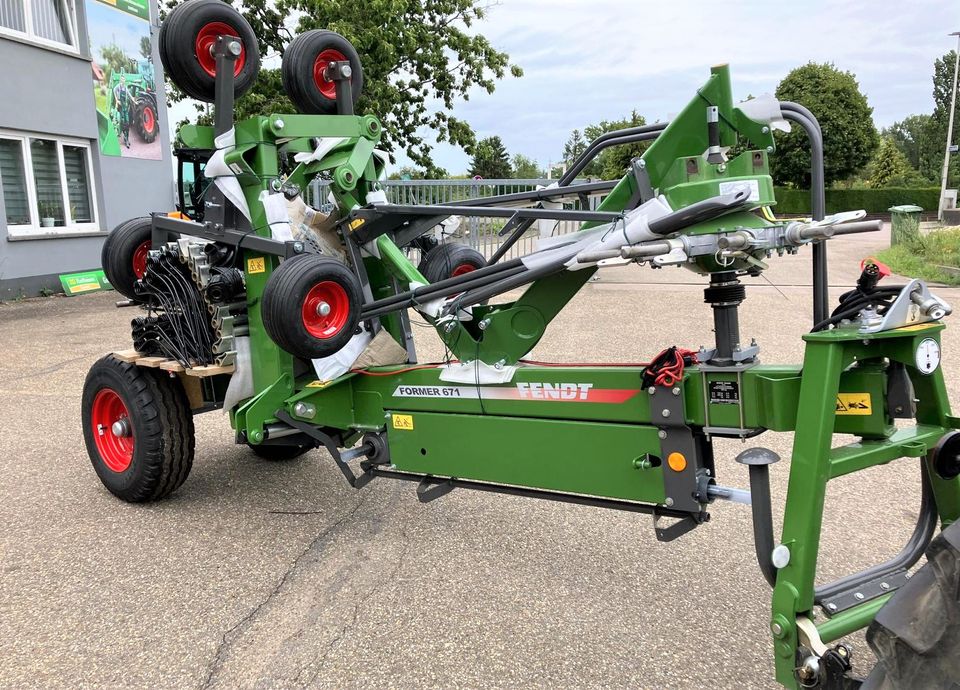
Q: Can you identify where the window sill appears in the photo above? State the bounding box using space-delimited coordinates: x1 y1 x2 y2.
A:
0 30 88 61
6 227 106 241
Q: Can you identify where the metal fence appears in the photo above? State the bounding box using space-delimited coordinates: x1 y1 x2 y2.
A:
310 178 605 261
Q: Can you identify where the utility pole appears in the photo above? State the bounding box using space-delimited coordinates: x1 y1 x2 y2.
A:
939 32 960 221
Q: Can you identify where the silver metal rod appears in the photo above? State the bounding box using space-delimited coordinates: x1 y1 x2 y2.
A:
707 483 752 505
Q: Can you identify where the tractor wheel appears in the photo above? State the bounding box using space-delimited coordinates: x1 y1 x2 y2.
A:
101 216 153 301
82 355 195 502
261 255 362 360
418 243 486 283
135 98 158 143
158 0 260 103
248 443 313 461
281 30 363 115
862 519 960 688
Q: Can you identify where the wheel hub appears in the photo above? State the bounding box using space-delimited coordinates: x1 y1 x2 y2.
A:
316 301 331 317
91 388 134 472
301 281 349 339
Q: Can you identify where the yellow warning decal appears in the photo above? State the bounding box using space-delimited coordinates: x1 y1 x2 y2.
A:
836 393 872 415
392 414 414 430
349 218 365 231
305 380 330 388
247 257 266 274
892 323 937 332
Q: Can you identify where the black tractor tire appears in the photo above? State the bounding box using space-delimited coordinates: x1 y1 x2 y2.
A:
862 519 960 689
248 443 313 461
82 355 195 502
101 216 153 301
135 98 158 143
159 0 260 103
281 29 363 115
418 243 486 283
261 255 363 360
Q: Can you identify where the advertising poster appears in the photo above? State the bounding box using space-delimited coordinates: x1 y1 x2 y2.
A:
87 0 162 159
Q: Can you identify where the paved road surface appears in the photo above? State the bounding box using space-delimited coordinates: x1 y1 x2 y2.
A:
0 227 955 688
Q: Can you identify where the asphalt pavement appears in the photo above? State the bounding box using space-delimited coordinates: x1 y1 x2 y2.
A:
0 225 956 689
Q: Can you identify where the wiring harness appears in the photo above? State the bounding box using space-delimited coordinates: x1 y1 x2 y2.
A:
812 260 904 332
641 346 699 388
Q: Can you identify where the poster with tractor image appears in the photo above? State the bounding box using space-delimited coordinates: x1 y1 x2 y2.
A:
87 0 161 159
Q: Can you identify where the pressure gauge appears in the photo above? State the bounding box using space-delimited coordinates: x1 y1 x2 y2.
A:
915 338 941 375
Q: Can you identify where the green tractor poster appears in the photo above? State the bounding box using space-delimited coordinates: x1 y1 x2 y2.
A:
87 0 162 159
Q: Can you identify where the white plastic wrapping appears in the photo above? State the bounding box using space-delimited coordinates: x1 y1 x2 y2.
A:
736 94 790 133
293 136 348 165
222 336 253 412
311 330 372 381
440 360 517 384
205 128 251 220
258 190 294 242
563 196 673 270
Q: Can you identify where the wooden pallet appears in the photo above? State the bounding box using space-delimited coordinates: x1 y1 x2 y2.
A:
111 350 234 378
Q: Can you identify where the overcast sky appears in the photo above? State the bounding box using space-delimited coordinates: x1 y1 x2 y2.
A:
398 0 959 173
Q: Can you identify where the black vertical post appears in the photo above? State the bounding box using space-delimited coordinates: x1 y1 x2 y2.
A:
328 62 354 116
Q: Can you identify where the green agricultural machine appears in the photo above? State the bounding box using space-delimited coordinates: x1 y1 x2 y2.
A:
82 1 960 686
108 60 159 145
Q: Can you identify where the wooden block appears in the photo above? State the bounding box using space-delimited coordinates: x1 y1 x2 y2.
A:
184 364 235 378
178 374 206 410
112 349 143 363
159 360 186 373
136 356 169 368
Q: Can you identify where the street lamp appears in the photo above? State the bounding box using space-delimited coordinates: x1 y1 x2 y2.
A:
939 31 960 222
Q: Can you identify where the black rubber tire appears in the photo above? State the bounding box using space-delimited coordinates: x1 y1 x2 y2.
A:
135 98 158 143
261 255 362 359
248 443 313 461
159 0 260 103
418 243 486 283
101 216 153 301
81 355 195 502
281 30 363 115
863 519 960 689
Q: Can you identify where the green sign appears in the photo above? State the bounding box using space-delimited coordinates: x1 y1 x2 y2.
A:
95 0 149 21
59 270 114 296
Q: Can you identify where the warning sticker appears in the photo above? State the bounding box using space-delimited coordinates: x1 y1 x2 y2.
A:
836 393 872 416
392 414 414 430
247 257 266 274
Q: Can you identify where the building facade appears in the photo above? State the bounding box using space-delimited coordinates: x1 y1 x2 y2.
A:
0 0 174 298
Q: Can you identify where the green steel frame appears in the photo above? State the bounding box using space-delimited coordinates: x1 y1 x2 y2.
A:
162 53 960 688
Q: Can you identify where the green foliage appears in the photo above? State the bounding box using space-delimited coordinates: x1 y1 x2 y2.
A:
773 187 941 215
561 111 651 180
387 165 448 180
164 0 521 174
469 135 511 179
139 35 151 60
927 51 960 186
884 114 934 172
869 137 928 188
772 63 878 187
511 154 543 179
876 226 960 286
99 41 136 84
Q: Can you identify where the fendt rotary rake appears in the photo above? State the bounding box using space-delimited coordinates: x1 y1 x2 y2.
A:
81 1 960 686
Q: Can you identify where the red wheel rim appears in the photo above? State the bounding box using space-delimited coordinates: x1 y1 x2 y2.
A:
195 22 246 78
302 281 350 339
451 262 476 277
91 388 134 473
312 48 349 99
142 106 155 133
132 240 150 279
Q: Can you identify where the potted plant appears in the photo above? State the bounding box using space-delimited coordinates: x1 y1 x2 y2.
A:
39 202 56 228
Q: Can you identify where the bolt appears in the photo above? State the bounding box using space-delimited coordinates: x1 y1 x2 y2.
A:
770 622 782 636
271 178 283 192
316 301 331 317
880 581 890 590
111 419 131 437
249 429 264 444
661 408 671 418
494 360 504 370
718 164 727 173
905 572 912 579
293 401 316 419
227 40 242 57
293 241 304 253
827 602 837 612
854 592 864 600
273 118 285 129
664 497 674 507
658 430 667 439
648 386 656 395
341 64 353 78
478 319 490 330
766 146 774 153
671 386 681 396
637 159 646 168
443 322 456 333
761 126 770 134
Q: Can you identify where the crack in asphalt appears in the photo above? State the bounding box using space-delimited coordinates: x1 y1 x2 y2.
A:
300 527 412 688
199 490 373 689
0 355 88 385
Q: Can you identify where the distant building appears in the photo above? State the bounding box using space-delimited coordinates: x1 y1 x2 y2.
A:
0 0 174 297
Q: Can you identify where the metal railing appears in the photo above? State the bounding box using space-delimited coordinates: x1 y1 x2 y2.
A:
310 178 606 261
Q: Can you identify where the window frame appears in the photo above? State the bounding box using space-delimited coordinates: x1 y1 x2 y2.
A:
0 129 100 237
0 0 79 54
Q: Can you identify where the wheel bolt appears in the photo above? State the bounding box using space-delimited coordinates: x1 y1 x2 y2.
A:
316 301 331 317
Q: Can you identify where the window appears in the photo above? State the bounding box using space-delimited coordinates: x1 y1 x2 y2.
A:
0 130 98 236
0 0 76 50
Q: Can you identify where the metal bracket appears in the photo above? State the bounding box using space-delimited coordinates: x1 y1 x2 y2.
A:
817 570 909 617
415 476 455 503
859 279 952 333
652 510 704 542
274 410 375 488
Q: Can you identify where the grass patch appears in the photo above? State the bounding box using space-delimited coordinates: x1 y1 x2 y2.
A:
876 226 960 286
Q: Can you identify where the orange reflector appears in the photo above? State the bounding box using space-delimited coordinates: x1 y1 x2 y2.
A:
167 211 190 220
667 452 687 472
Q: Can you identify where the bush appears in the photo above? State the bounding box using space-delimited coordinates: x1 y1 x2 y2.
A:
773 187 940 215
876 227 960 286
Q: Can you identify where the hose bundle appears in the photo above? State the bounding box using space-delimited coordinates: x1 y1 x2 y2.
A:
811 261 904 332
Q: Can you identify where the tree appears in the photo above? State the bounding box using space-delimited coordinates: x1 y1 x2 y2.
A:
387 165 448 180
511 154 543 179
869 137 927 188
164 0 522 175
771 63 878 187
469 136 511 178
139 35 152 60
925 50 960 186
884 114 932 172
584 110 650 180
562 129 587 169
